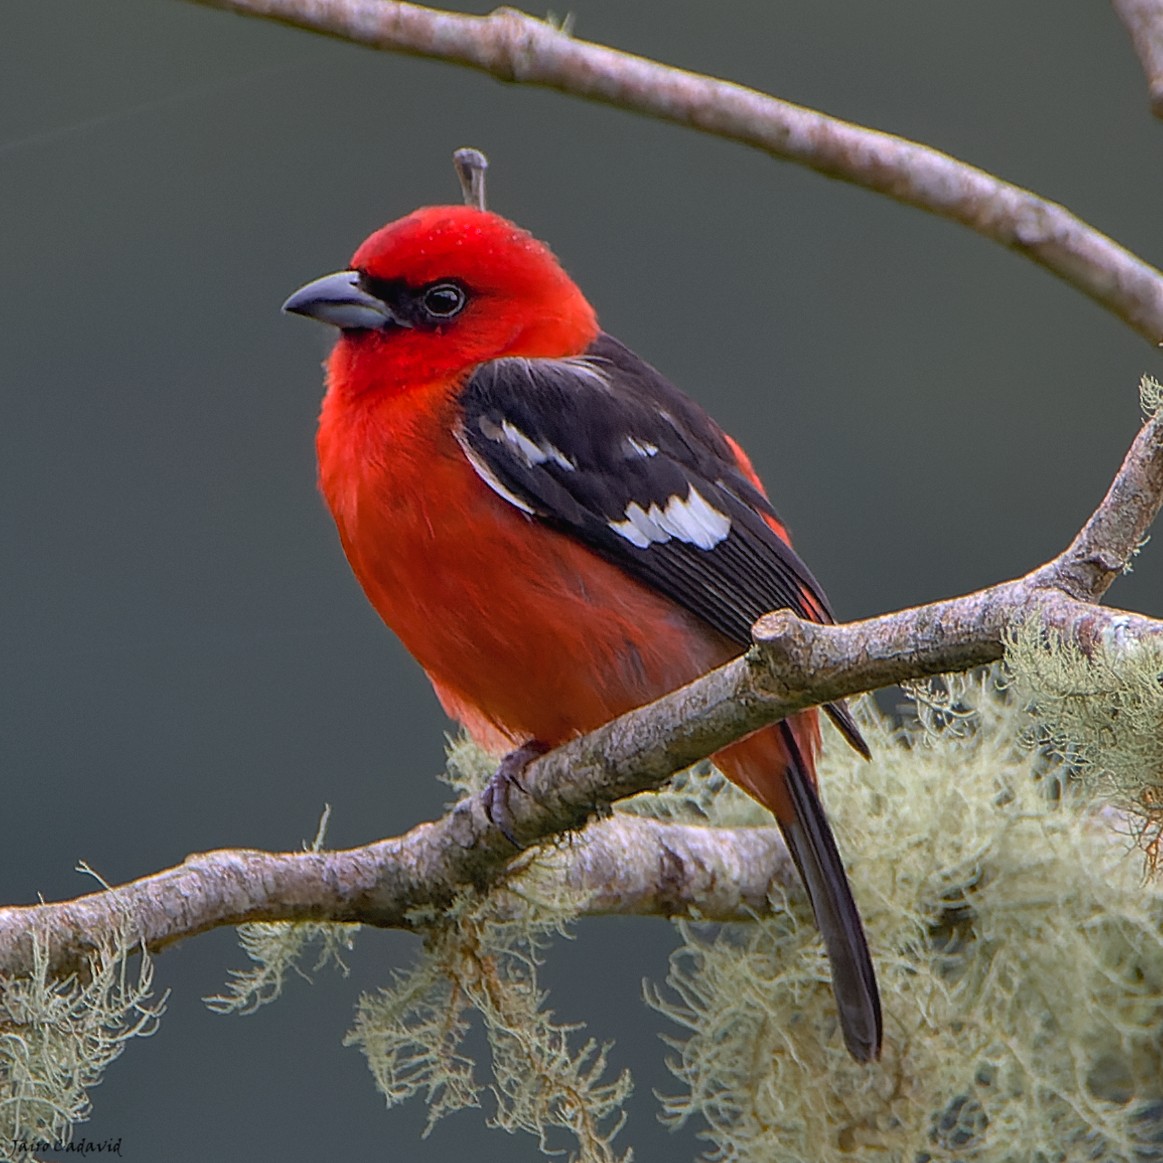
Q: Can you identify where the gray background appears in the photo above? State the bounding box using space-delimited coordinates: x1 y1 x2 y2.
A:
3 2 1162 1159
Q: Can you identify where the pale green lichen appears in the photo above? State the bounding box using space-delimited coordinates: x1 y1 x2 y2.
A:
648 674 1163 1162
208 791 632 1160
347 897 632 1162
1141 374 1163 420
617 761 768 828
344 940 481 1130
441 733 498 799
202 666 1163 1161
1006 619 1163 855
0 928 164 1159
203 917 356 1016
206 805 357 1015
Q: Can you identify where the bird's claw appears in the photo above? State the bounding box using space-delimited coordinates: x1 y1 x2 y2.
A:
482 740 550 847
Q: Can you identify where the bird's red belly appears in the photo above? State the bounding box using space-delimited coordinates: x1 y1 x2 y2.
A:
321 415 733 752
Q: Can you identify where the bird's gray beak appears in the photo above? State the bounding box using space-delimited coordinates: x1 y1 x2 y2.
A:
282 270 398 331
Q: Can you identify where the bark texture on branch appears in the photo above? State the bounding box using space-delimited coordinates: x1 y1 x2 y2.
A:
0 819 791 981
188 0 1163 343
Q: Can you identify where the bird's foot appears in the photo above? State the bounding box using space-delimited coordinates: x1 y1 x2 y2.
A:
482 740 550 847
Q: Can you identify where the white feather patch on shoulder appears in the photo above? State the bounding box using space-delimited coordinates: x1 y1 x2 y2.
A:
608 486 731 551
476 415 576 471
454 428 536 515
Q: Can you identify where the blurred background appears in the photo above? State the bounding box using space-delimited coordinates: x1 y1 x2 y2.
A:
3 1 1161 1158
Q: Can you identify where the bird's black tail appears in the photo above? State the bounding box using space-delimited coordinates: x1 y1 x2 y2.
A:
777 720 882 1062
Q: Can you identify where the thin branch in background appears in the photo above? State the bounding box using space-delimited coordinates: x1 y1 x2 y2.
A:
1114 0 1163 118
188 0 1163 344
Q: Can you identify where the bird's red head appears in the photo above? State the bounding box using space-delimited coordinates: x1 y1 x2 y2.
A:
285 205 599 401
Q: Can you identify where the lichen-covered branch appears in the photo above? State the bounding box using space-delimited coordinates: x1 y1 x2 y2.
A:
2 394 1162 983
185 0 1163 343
0 818 790 981
1114 0 1163 118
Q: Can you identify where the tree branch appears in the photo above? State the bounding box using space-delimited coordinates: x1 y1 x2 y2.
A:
3 397 1161 982
0 819 793 980
185 0 1163 344
1114 0 1163 118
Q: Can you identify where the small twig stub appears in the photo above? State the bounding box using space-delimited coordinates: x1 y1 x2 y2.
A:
454 147 488 210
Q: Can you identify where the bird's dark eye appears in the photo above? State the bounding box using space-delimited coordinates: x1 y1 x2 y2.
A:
421 282 467 319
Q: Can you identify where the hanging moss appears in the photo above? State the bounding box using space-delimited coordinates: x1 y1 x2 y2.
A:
649 675 1163 1162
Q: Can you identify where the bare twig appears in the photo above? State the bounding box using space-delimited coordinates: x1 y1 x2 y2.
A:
1114 0 1163 118
453 146 488 210
2 403 1161 982
186 0 1163 343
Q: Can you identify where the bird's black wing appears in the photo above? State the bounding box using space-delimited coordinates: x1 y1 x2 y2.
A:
454 331 867 756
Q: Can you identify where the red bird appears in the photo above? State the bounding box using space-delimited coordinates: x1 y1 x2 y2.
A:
284 201 881 1062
